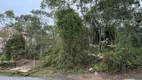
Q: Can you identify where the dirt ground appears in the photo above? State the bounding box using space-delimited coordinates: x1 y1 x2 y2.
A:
41 71 142 80
15 59 40 68
40 67 142 80
12 59 142 80
1 59 142 80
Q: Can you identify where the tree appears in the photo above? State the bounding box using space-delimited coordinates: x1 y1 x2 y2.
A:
4 34 25 60
0 10 15 26
54 8 89 68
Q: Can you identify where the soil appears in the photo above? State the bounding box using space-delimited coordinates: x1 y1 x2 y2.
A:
0 59 142 80
40 67 142 80
15 59 40 67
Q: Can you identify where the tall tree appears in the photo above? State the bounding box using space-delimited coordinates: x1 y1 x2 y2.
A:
55 8 86 68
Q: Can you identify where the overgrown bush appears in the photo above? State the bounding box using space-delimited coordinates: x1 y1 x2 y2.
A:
94 62 107 72
40 37 63 68
4 33 25 60
95 31 142 73
106 49 140 72
0 54 7 63
54 8 89 69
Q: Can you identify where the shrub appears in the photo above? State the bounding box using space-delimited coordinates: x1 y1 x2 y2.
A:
4 33 25 60
92 30 142 73
55 8 89 69
94 62 107 72
104 48 141 73
40 37 63 68
94 47 142 73
0 54 7 63
100 31 142 73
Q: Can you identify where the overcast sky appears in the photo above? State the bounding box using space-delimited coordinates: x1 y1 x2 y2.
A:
0 0 55 25
0 0 41 16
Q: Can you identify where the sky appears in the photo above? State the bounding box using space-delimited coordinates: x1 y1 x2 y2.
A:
0 0 54 25
0 0 142 15
0 0 141 26
0 0 41 16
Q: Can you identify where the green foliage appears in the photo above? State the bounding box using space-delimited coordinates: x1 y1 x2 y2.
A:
40 37 64 67
0 10 15 26
55 8 83 38
104 48 141 73
67 68 85 74
4 10 15 18
0 0 141 74
40 0 142 72
0 31 9 38
41 0 65 8
54 8 88 68
101 30 142 73
94 62 107 72
4 34 25 60
0 54 7 63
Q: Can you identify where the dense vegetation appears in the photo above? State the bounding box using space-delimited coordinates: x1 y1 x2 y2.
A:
0 0 142 73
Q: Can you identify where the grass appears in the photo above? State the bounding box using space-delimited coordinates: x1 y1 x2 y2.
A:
29 67 55 77
0 71 24 76
30 70 54 77
30 67 86 77
66 68 86 74
0 67 87 78
0 71 14 76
